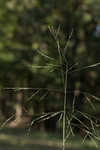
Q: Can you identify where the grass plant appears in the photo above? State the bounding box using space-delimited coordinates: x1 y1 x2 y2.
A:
1 26 100 150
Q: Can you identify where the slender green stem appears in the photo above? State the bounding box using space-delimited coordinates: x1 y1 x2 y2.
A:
63 68 68 150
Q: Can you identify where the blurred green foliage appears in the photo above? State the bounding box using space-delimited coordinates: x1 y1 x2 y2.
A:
0 0 100 129
0 128 99 150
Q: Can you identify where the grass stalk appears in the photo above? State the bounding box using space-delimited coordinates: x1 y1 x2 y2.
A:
63 66 68 150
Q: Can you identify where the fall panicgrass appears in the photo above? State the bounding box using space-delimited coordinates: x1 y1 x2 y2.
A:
1 26 100 150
